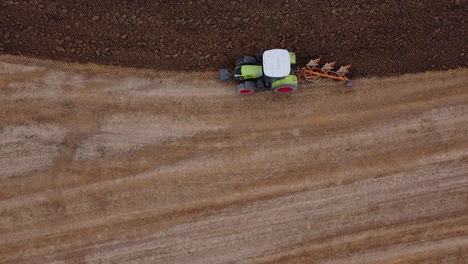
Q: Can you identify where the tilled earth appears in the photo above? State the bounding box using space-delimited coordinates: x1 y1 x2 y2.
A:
1 0 467 77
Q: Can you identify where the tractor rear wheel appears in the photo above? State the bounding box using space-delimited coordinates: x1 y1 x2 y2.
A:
235 56 257 67
272 85 297 94
236 81 256 95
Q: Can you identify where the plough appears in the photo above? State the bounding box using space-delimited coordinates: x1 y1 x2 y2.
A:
297 58 353 86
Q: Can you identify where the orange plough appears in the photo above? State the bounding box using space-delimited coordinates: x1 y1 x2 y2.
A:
297 58 353 86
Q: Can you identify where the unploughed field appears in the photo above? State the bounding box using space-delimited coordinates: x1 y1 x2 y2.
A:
1 56 468 263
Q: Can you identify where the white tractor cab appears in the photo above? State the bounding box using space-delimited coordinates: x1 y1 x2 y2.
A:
262 49 291 78
219 49 298 95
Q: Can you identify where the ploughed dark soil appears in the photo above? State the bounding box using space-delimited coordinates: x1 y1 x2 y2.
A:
1 0 466 77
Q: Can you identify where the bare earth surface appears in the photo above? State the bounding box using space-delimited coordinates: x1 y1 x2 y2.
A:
1 0 467 76
1 57 468 263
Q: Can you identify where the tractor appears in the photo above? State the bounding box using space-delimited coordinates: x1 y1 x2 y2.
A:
220 49 298 95
220 49 353 95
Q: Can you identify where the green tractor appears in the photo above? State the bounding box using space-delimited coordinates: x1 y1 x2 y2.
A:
220 49 298 95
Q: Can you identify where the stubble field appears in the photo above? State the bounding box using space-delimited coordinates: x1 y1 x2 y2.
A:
1 56 468 263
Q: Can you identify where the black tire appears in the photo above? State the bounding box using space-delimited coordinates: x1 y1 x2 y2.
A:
272 85 297 94
235 56 257 66
236 81 256 95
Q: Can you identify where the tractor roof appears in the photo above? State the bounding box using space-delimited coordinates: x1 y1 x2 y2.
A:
262 49 291 77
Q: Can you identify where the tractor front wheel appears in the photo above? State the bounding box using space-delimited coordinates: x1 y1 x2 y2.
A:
272 85 297 94
236 82 256 95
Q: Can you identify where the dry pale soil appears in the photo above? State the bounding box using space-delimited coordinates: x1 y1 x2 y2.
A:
0 56 468 263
